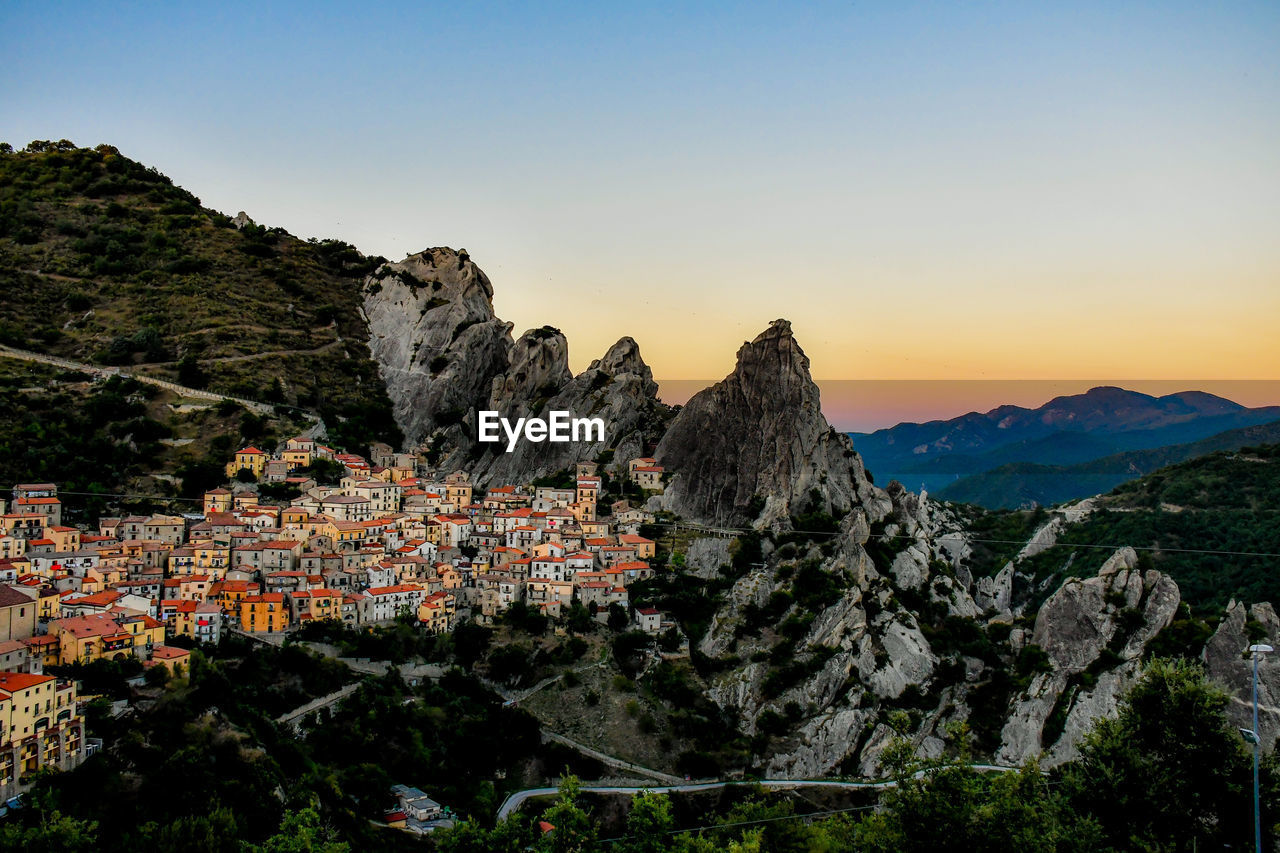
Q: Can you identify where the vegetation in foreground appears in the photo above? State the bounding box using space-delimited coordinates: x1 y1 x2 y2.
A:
3 654 1273 852
430 659 1278 852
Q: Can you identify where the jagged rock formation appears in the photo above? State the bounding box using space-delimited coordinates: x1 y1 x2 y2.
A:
363 249 669 483
996 548 1179 767
1203 601 1280 748
656 320 880 527
973 562 1014 618
486 327 574 417
362 248 513 447
461 335 670 485
738 518 1200 777
696 486 996 779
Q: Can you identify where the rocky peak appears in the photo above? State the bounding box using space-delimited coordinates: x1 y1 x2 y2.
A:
656 319 880 527
487 326 573 416
390 247 495 315
591 335 654 387
997 548 1180 767
456 334 670 486
362 248 514 446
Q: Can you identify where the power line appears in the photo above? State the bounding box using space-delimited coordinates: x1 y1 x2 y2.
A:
641 521 1280 560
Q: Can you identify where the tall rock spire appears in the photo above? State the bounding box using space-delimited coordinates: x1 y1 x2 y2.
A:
656 319 879 526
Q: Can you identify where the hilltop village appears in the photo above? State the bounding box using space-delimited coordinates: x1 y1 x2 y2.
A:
0 437 673 798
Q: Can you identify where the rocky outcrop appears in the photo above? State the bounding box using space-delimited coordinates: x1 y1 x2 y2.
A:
685 537 734 580
1015 517 1064 561
863 617 938 699
487 327 573 416
362 248 513 446
461 335 670 485
699 564 778 659
975 563 1014 617
363 248 671 483
766 707 872 778
995 548 1180 766
1203 601 1280 749
656 320 881 527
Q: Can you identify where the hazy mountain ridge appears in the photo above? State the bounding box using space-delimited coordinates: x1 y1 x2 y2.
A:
851 385 1280 506
937 418 1280 508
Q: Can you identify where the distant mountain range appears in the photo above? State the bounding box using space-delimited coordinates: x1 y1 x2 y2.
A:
849 386 1280 508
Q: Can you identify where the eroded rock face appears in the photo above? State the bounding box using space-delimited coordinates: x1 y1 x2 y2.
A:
364 247 671 482
685 537 734 579
363 248 513 447
699 564 778 659
975 563 1014 618
487 327 573 417
766 707 872 778
862 617 938 699
995 548 1180 767
1203 601 1280 749
656 320 880 527
463 335 670 485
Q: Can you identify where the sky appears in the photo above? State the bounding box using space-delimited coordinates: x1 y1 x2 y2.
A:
3 1 1279 425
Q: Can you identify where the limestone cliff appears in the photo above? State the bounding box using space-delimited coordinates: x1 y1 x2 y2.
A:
363 248 670 484
458 334 671 485
362 248 513 447
996 548 1179 767
1203 601 1280 749
656 320 879 527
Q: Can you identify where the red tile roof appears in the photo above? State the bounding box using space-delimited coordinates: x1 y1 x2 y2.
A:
0 672 54 693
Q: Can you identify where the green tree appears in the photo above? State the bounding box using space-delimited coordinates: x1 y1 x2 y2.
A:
1060 657 1260 851
487 643 532 685
177 353 208 388
617 790 674 853
142 807 242 852
435 818 534 853
248 806 348 853
0 811 99 851
565 600 594 634
536 775 596 853
852 724 1079 853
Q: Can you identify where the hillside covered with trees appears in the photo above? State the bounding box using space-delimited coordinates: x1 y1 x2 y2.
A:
1011 443 1280 615
0 140 400 452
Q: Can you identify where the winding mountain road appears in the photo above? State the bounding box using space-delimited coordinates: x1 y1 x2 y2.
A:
0 342 324 423
495 765 1024 820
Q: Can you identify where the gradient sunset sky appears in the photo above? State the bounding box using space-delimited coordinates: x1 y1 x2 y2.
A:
4 2 1278 406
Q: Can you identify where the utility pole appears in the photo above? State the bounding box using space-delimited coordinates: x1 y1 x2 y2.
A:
1249 643 1272 853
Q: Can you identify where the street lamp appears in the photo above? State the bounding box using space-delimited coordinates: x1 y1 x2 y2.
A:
1248 643 1272 853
